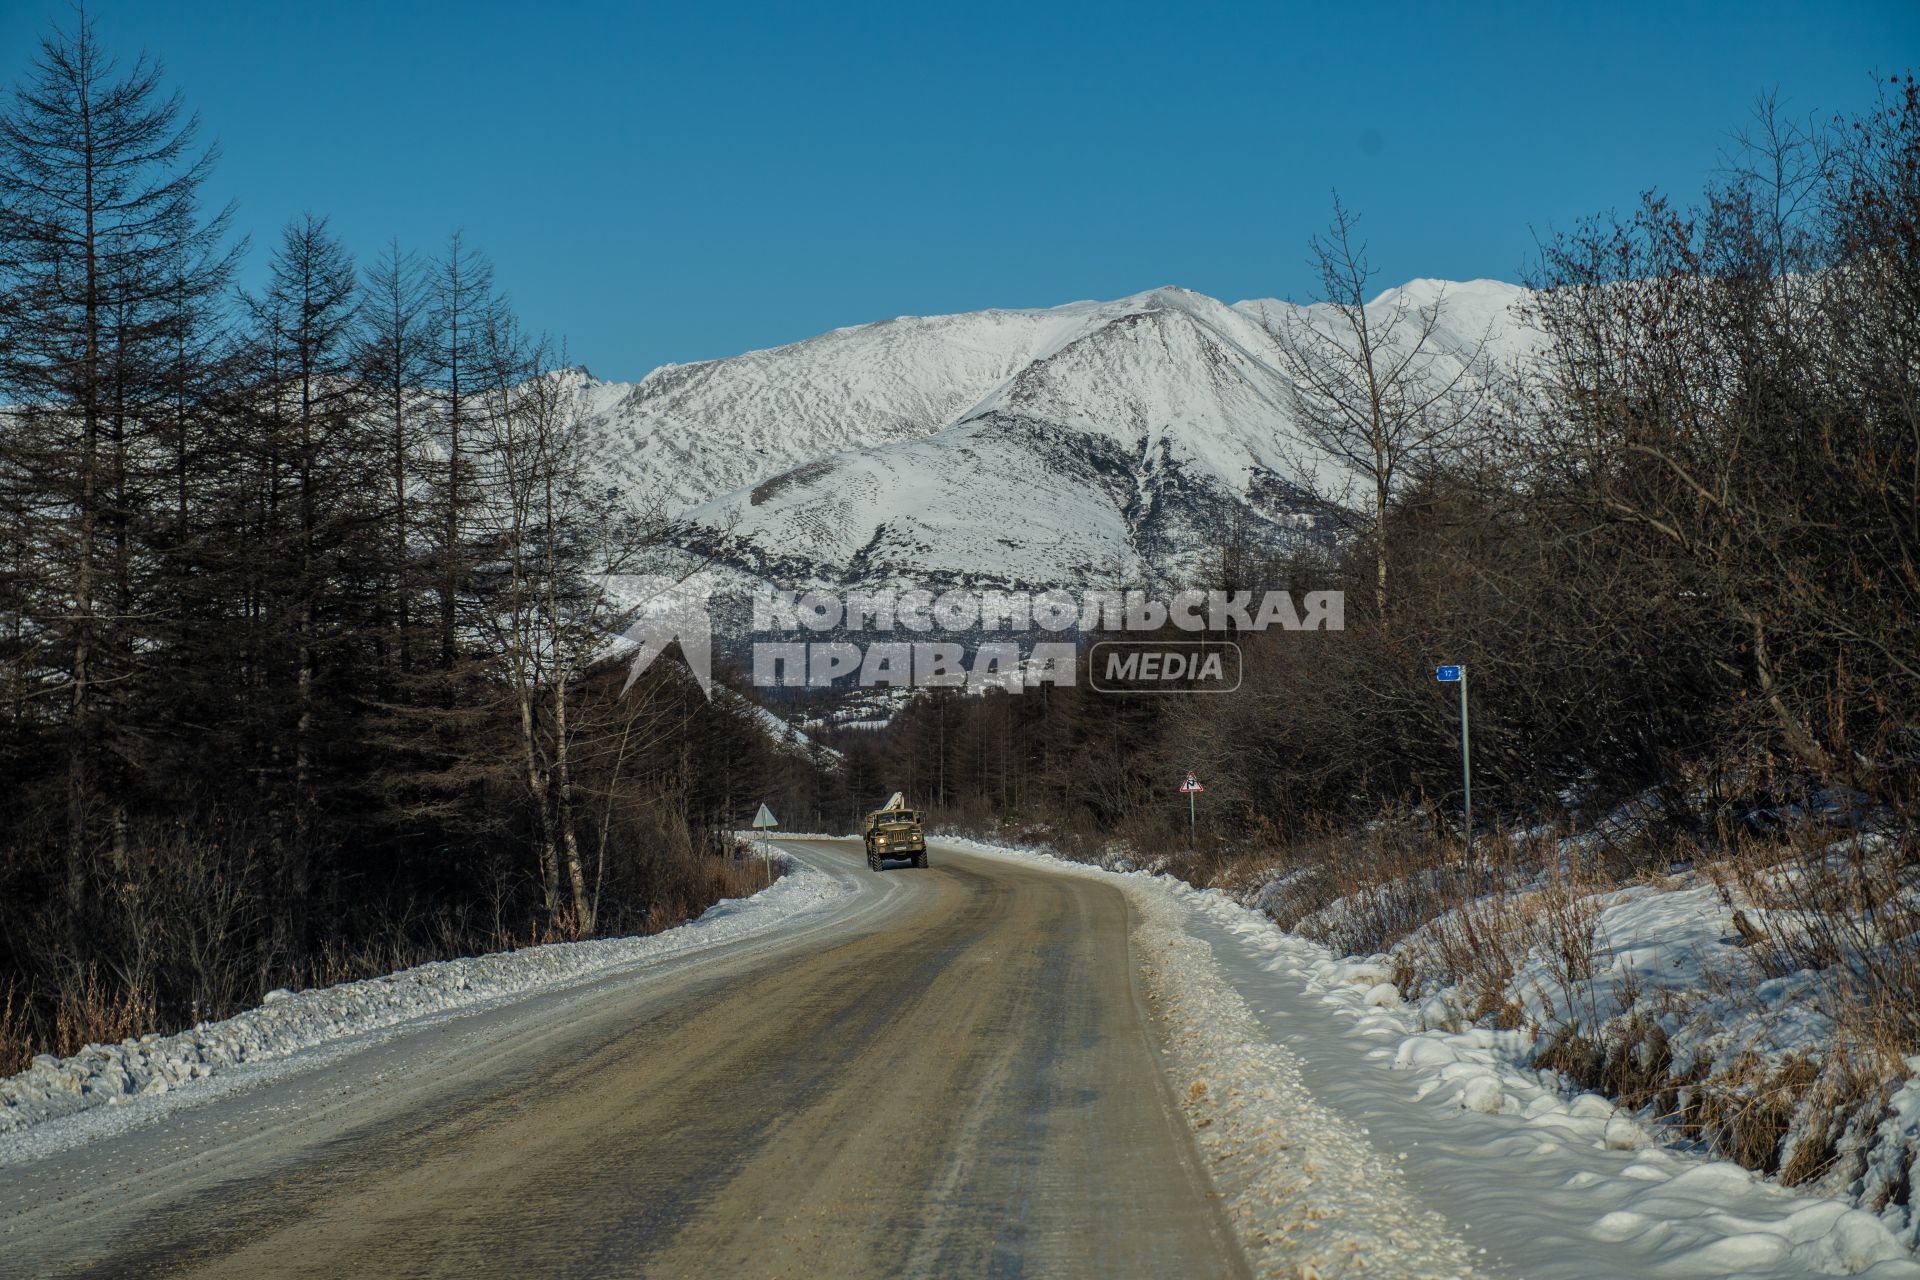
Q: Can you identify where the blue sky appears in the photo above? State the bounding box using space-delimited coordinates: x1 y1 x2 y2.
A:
1 1 1913 380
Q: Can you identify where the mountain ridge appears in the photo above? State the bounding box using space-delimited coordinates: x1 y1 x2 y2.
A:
582 279 1538 601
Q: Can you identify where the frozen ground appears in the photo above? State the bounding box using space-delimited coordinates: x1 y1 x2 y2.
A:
0 844 859 1163
946 837 1920 1279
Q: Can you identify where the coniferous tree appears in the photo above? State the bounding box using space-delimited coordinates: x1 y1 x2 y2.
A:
357 240 431 680
0 15 234 883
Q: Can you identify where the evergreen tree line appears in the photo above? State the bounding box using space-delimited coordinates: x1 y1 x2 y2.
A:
0 19 785 1065
860 80 1920 856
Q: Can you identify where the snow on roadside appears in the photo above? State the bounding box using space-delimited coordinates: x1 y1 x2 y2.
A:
0 848 851 1152
1273 845 1920 1261
1135 880 1486 1278
1189 887 1920 1279
944 838 1480 1276
944 836 1920 1279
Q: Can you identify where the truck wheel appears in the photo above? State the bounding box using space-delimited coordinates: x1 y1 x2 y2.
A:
913 851 928 869
867 847 880 871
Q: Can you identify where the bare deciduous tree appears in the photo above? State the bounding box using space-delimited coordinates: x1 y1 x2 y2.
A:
1271 194 1494 626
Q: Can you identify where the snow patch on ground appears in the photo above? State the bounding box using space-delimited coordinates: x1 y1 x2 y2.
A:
0 850 852 1157
1194 888 1918 1279
1283 845 1919 1256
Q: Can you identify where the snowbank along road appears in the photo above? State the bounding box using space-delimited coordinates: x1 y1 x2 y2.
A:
0 840 1248 1279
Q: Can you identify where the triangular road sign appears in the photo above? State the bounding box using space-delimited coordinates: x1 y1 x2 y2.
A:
751 803 778 829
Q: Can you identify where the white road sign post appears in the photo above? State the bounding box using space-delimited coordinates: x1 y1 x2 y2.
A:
1434 665 1471 853
751 803 778 887
1178 772 1204 845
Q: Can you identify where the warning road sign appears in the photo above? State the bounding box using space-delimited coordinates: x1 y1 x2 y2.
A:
1179 773 1204 793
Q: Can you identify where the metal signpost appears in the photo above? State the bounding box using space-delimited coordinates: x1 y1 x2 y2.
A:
751 803 778 887
1179 772 1204 844
1434 666 1471 852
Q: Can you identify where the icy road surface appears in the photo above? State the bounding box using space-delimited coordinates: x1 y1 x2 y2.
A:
0 841 1246 1279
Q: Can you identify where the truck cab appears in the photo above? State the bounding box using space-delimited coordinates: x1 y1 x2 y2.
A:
862 805 927 870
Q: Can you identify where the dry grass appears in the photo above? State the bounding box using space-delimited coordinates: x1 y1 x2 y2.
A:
1713 827 1920 1063
50 967 156 1059
1 969 163 1076
641 852 777 934
0 978 33 1077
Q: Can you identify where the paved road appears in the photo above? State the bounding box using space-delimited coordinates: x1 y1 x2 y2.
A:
0 840 1247 1279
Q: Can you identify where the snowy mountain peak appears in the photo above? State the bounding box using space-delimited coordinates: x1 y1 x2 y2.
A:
582 280 1536 599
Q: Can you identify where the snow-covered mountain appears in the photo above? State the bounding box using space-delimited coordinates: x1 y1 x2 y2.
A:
580 279 1537 602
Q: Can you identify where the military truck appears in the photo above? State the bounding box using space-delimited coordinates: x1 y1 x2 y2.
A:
862 796 927 870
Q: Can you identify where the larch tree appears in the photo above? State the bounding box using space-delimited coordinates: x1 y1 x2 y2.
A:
0 15 233 885
424 232 501 676
357 240 431 680
242 214 368 886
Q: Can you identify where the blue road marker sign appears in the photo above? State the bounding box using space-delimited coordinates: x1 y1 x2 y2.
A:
1435 665 1462 682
